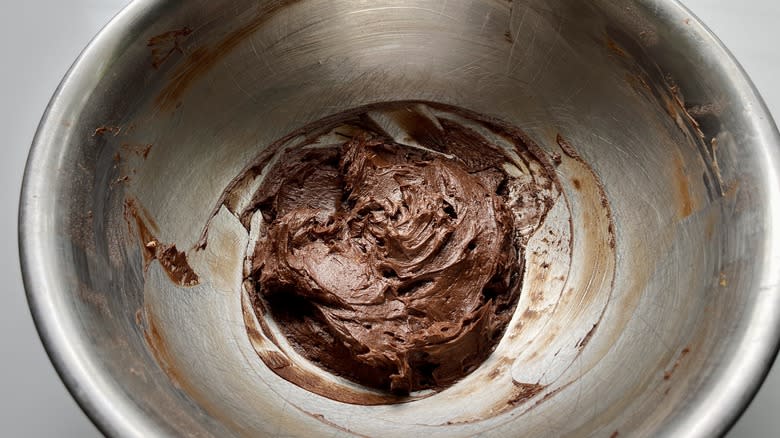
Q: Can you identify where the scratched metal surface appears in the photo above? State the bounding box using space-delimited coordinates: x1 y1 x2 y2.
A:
17 0 780 437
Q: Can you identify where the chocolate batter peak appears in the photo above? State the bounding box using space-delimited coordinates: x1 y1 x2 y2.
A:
237 103 559 396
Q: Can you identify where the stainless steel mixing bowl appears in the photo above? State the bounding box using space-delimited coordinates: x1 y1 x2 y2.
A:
19 0 780 436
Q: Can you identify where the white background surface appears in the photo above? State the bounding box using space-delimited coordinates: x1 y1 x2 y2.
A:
0 1 777 436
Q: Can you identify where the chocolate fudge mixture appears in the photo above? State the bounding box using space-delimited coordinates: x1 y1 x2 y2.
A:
236 103 558 395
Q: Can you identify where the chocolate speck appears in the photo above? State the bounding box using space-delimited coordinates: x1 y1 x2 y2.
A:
94 126 121 137
504 31 513 43
121 143 154 159
147 27 193 69
663 347 691 380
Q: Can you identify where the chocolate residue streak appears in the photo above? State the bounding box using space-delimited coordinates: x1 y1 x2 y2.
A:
141 309 254 435
605 36 628 58
705 212 716 240
664 97 680 124
121 143 154 159
447 377 546 422
557 134 616 249
572 178 582 190
111 175 130 186
156 245 200 286
624 72 652 94
147 27 193 69
556 134 581 160
576 322 599 349
93 126 121 137
155 0 300 110
532 381 572 408
522 308 541 320
142 310 185 389
668 83 706 140
263 351 291 370
487 367 502 380
507 382 545 406
611 431 620 438
504 31 513 43
663 347 691 380
125 198 199 286
264 353 406 406
674 154 694 219
606 27 724 197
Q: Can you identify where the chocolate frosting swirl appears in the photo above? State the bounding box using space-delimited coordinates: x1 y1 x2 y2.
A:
251 131 525 394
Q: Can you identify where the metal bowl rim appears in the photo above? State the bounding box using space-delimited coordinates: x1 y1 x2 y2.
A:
18 0 780 436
